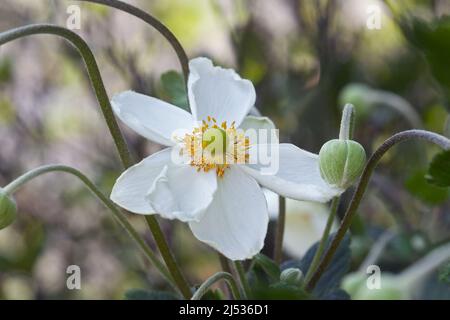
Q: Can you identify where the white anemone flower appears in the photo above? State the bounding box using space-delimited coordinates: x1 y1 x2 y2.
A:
110 57 343 260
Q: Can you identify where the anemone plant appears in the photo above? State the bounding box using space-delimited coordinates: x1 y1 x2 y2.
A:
0 0 449 301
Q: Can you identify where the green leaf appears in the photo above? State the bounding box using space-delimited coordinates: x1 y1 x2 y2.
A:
282 233 351 300
124 289 179 300
426 150 450 187
402 16 450 97
406 169 449 204
253 254 281 281
160 71 189 111
439 261 450 285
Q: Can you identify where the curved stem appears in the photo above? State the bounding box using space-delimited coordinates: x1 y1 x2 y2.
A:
2 165 174 287
191 272 241 300
1 24 192 296
234 261 250 299
305 129 450 291
0 24 132 168
303 196 339 285
145 216 192 299
273 195 286 264
74 0 190 84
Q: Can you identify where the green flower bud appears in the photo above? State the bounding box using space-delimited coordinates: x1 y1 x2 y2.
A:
0 188 17 230
280 268 304 286
319 139 366 189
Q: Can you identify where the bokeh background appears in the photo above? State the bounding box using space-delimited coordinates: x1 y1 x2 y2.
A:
0 0 449 299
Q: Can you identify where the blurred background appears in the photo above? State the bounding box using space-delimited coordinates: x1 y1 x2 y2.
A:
0 0 449 299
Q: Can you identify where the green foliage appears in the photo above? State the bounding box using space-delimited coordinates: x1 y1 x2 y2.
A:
253 254 281 282
403 16 450 97
426 150 450 188
438 261 450 285
405 169 450 204
160 71 189 111
282 233 352 299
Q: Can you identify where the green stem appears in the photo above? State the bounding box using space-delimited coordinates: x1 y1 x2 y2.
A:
0 24 132 168
234 261 250 299
145 217 192 299
339 103 355 140
74 0 190 84
303 196 339 285
273 195 286 264
2 165 174 287
191 272 241 300
305 130 450 291
0 24 192 296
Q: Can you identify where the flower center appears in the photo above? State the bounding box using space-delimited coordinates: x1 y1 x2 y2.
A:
182 116 250 177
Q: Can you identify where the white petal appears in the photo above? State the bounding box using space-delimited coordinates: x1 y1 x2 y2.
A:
146 163 217 222
242 143 344 202
264 189 338 258
189 166 268 261
283 199 338 258
239 115 278 145
239 115 276 131
111 90 193 146
188 57 256 126
110 148 172 214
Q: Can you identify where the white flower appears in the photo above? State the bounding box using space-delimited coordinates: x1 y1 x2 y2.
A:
110 57 342 260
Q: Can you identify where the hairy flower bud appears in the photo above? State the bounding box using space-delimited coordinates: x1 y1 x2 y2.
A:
0 188 17 230
319 139 366 189
280 268 304 286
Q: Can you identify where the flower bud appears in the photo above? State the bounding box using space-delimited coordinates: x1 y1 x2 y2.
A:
319 139 366 189
280 268 304 286
0 188 17 230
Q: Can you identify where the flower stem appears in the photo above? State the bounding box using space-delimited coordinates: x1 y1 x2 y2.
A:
305 129 450 291
74 0 190 85
273 195 286 264
0 24 132 168
303 196 339 285
191 272 241 300
305 197 340 283
234 261 250 299
145 216 192 299
2 165 174 287
0 24 192 296
339 104 355 140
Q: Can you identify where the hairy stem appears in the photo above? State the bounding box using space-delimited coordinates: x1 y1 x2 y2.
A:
145 217 192 299
191 272 241 300
0 23 192 296
306 130 450 291
273 196 286 264
2 165 174 286
0 24 132 168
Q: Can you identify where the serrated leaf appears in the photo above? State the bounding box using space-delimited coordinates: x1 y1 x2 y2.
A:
426 150 450 188
124 289 179 300
160 71 189 111
282 233 351 299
